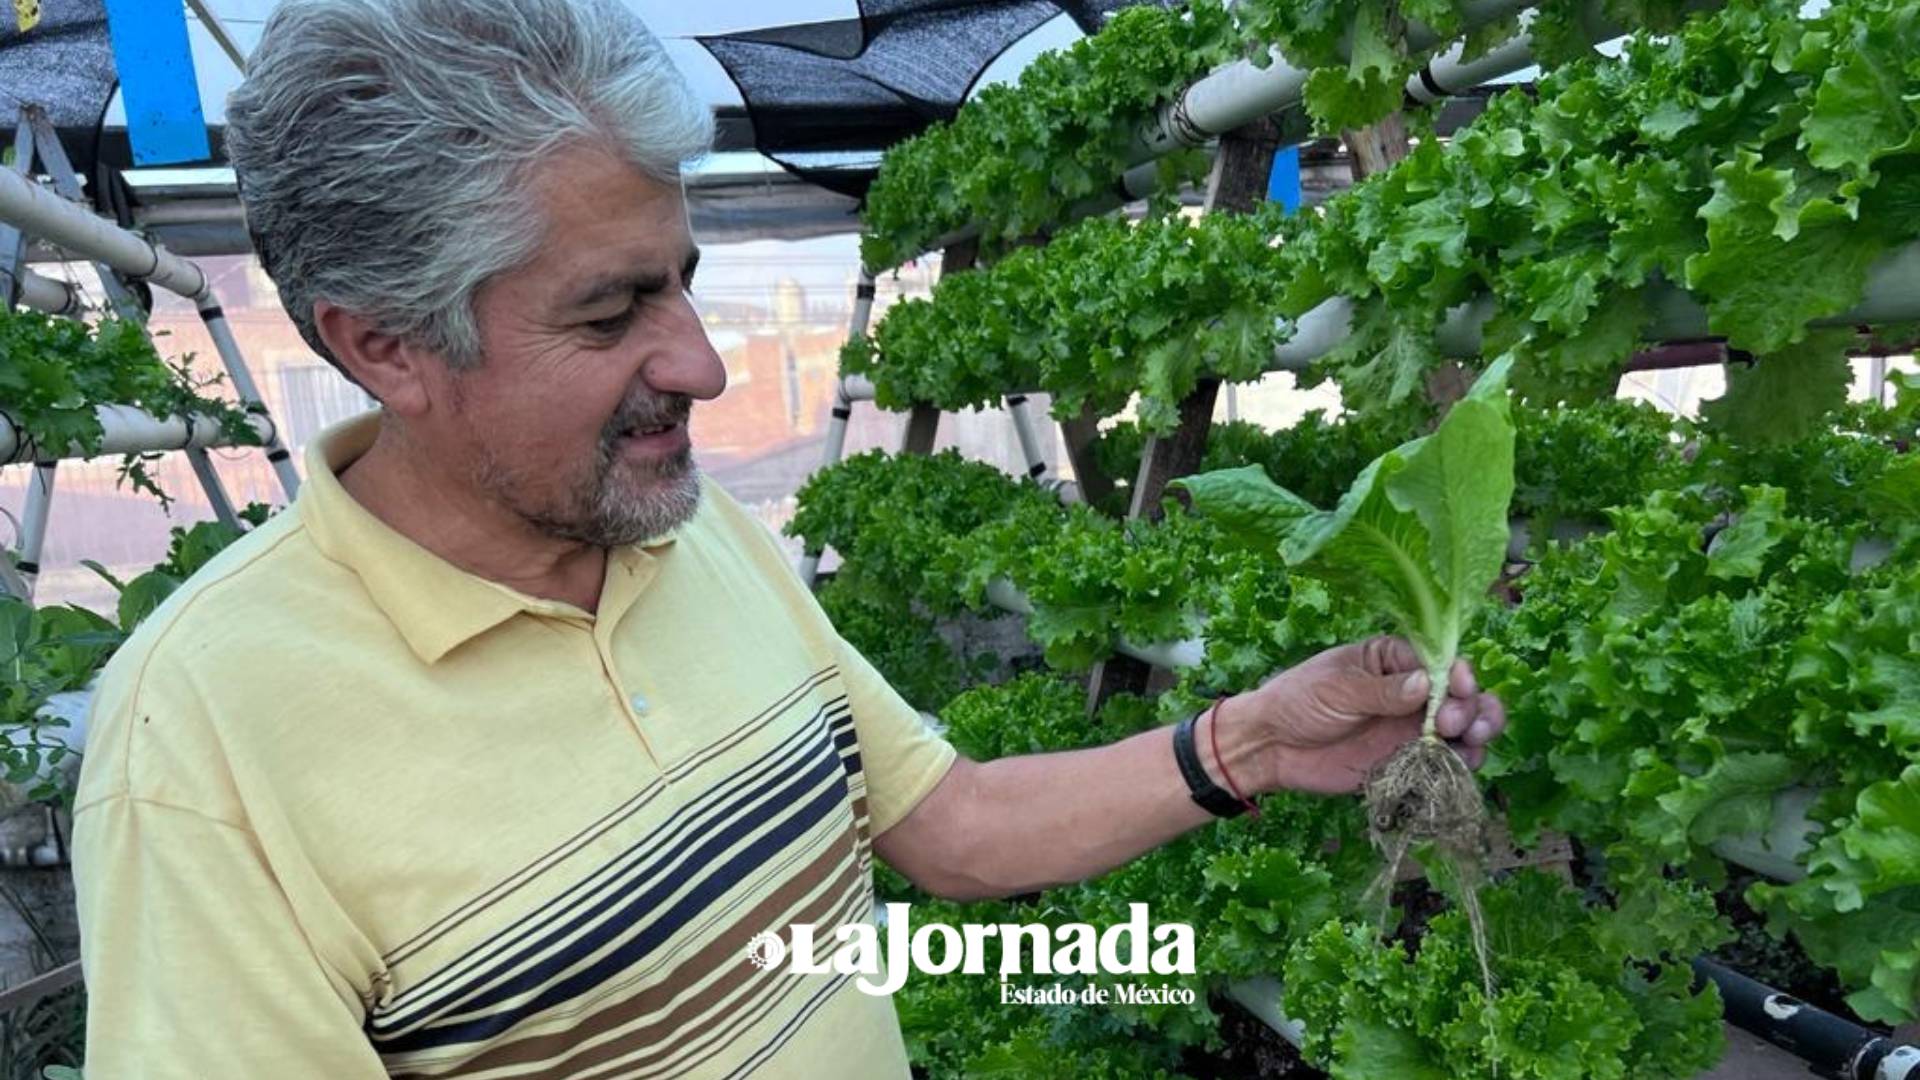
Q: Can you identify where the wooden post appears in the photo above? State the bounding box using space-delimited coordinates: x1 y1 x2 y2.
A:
1127 380 1224 520
1124 118 1282 523
1086 120 1282 714
1199 117 1285 215
900 405 942 455
899 238 980 455
1342 110 1412 181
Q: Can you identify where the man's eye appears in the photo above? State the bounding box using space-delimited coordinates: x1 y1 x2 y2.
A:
584 309 634 336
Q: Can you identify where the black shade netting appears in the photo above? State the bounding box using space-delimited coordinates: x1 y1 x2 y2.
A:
0 0 113 134
698 0 1169 198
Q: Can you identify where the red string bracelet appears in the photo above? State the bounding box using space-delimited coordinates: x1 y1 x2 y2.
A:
1207 697 1260 818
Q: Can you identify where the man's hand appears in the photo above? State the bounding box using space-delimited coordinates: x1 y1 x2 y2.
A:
1221 635 1507 796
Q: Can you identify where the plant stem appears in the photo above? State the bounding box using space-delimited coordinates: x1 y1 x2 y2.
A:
1421 659 1449 740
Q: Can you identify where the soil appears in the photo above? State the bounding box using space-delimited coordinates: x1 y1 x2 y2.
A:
1710 871 1868 1028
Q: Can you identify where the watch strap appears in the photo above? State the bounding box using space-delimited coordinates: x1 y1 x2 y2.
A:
1173 711 1247 819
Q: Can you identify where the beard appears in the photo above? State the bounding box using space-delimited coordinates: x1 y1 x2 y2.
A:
465 390 703 548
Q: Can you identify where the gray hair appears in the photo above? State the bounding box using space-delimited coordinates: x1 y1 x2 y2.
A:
225 0 713 372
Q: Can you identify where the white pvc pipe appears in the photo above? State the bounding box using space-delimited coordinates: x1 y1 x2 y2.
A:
802 272 883 586
1711 788 1821 883
877 240 1920 391
15 463 54 597
0 404 274 464
843 374 878 402
1124 634 1207 670
1407 34 1537 105
1225 977 1308 1047
985 577 1206 668
1402 0 1674 106
1274 239 1920 370
1881 1047 1920 1080
17 269 81 316
848 270 877 336
1006 396 1050 480
1141 0 1535 158
1271 296 1357 371
0 168 209 300
184 0 249 68
196 299 301 497
1842 242 1920 327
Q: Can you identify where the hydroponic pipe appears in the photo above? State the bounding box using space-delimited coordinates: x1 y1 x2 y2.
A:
1225 976 1309 1048
15 463 54 597
1403 33 1535 107
984 578 1206 669
0 404 275 464
17 268 81 317
899 0 1546 265
1710 787 1820 882
1005 395 1052 482
0 167 209 301
196 298 303 498
1272 239 1920 371
801 273 881 586
1141 0 1535 159
1694 958 1920 1080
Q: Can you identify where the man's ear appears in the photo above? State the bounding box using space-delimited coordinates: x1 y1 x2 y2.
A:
312 300 434 416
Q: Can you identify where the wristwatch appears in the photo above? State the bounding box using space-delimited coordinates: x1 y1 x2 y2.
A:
1172 710 1248 818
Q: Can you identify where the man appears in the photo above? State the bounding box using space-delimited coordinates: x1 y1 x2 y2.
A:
71 0 1506 1076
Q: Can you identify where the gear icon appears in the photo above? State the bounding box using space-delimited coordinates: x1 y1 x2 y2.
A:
745 931 785 971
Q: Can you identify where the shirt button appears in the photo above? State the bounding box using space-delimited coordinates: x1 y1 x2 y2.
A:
630 694 649 714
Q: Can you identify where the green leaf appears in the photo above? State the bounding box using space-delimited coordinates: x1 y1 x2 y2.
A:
115 571 183 634
1876 457 1920 524
1851 654 1920 751
1330 1016 1453 1080
1655 751 1800 845
1685 154 1887 354
1169 466 1318 550
0 599 34 669
1699 331 1854 446
1707 487 1788 579
1836 766 1920 890
1800 36 1918 175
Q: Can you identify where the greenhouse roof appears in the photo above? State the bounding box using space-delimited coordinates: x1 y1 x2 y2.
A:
1 0 1165 243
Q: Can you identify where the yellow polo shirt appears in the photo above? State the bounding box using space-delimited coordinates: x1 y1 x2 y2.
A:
72 412 957 1079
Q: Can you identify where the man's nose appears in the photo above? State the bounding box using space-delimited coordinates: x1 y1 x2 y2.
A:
641 293 727 401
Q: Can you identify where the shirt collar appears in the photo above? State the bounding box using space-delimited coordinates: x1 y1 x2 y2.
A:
296 411 676 665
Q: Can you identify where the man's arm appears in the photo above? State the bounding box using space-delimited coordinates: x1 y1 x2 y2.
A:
73 796 389 1078
874 636 1504 901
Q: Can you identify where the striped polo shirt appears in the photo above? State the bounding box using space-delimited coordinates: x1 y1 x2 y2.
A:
72 412 958 1079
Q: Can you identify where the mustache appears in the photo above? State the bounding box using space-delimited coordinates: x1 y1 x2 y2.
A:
602 393 693 441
